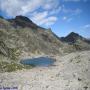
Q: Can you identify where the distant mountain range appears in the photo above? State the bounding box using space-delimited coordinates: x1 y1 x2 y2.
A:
0 15 90 60
60 32 90 44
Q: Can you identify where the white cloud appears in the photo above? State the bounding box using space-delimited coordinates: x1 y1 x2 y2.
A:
63 0 80 2
63 0 88 2
0 0 44 16
21 0 43 15
31 11 48 21
79 24 90 31
83 24 90 29
0 0 60 17
61 5 82 23
0 0 60 26
42 17 57 26
62 5 82 15
0 0 83 26
31 11 57 26
62 16 73 22
62 16 67 20
0 0 23 16
43 0 59 10
50 6 62 15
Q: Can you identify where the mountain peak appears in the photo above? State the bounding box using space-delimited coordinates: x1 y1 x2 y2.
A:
67 32 80 38
15 15 32 23
61 32 84 44
8 15 38 29
66 32 83 40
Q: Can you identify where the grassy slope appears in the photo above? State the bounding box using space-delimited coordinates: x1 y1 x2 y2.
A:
0 18 63 72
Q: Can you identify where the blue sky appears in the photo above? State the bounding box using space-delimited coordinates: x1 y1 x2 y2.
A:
0 0 90 38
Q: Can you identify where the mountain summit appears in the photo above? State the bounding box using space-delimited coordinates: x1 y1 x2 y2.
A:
0 16 90 60
60 32 90 51
61 32 86 44
0 16 63 61
8 15 38 29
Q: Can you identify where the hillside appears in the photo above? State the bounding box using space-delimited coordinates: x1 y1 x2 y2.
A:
60 32 90 51
0 16 64 72
0 16 64 56
0 16 90 72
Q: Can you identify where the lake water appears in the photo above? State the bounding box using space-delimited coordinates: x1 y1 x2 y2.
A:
20 57 55 67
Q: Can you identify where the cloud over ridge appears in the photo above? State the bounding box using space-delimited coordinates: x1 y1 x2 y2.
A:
0 0 61 26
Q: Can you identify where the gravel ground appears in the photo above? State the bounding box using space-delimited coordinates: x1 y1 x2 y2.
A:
0 51 90 90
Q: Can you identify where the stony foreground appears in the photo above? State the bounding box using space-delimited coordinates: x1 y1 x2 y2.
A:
0 51 90 90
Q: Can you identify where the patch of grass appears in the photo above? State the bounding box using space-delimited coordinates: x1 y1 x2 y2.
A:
0 61 35 72
9 48 21 61
0 61 23 72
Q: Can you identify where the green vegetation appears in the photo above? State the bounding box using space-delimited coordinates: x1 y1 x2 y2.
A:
0 61 23 72
8 48 21 61
0 61 34 72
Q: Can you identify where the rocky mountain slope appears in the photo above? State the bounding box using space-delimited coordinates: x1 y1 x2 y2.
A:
60 32 90 51
61 32 90 44
0 15 64 72
0 15 90 72
0 16 64 57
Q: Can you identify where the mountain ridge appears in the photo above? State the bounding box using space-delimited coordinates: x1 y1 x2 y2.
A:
8 15 38 29
0 15 63 60
0 15 90 72
60 32 90 44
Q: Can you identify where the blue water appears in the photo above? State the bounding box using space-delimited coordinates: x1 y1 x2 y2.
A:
20 57 55 67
